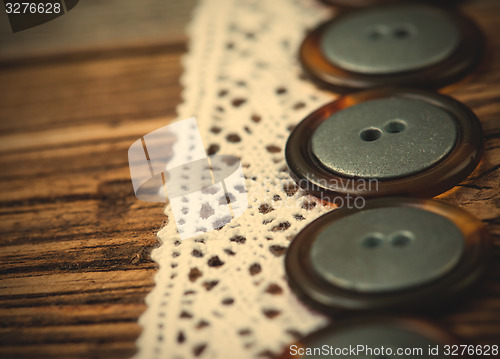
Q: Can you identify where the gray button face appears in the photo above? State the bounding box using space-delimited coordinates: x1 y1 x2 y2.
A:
310 206 464 293
320 5 461 75
311 97 457 179
307 323 446 359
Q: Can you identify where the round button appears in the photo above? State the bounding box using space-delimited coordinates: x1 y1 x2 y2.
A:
285 88 483 199
280 318 462 359
300 4 484 91
321 5 460 75
311 97 457 179
285 198 490 313
311 206 464 292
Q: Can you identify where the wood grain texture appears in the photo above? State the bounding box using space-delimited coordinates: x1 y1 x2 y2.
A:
0 0 499 358
0 0 197 60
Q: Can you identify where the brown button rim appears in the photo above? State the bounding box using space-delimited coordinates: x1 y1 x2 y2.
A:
319 0 462 8
284 197 491 314
300 4 484 92
285 88 483 199
279 317 463 359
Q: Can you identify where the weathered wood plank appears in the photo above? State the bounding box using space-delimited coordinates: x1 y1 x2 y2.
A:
0 342 137 359
0 53 183 136
0 323 141 344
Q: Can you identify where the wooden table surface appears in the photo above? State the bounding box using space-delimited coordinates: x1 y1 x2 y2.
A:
0 0 498 358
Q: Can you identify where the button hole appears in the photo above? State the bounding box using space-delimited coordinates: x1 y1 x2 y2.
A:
367 25 389 40
390 231 414 247
361 234 384 249
360 128 382 142
384 120 406 134
392 24 414 39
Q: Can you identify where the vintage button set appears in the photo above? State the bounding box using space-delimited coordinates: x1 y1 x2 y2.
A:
281 1 491 356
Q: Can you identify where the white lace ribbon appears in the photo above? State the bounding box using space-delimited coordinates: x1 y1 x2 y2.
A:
136 0 338 357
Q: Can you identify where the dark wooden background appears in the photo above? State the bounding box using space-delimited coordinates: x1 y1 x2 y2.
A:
0 0 498 358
